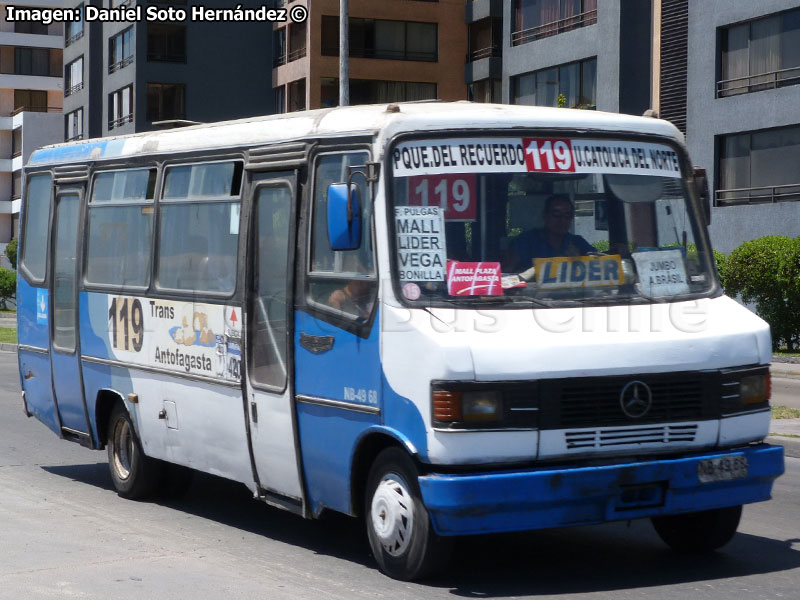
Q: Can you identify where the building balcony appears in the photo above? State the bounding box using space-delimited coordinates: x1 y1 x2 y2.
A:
465 47 501 84
0 31 62 49
465 0 502 24
717 66 800 98
0 159 14 173
0 73 62 91
511 9 597 46
716 183 800 207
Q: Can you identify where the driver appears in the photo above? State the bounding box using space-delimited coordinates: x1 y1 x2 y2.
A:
510 195 595 271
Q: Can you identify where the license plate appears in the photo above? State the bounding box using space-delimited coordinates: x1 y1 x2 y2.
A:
697 456 749 483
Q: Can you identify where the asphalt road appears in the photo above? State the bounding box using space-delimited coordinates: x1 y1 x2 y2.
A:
2 349 800 599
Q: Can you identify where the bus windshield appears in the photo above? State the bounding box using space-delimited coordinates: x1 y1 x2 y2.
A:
389 136 716 305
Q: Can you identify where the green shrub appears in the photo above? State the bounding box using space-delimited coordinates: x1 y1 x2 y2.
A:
713 249 727 288
724 236 800 351
5 238 16 270
0 267 15 309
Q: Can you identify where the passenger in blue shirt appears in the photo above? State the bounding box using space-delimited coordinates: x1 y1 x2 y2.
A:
510 195 596 272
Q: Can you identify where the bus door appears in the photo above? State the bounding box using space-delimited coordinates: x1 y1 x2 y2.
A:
49 187 90 439
244 174 304 506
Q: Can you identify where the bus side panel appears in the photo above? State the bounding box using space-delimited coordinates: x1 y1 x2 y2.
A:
296 403 379 515
17 277 59 434
81 361 133 447
294 310 382 516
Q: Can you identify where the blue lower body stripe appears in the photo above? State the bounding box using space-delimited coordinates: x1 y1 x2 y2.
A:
418 444 784 536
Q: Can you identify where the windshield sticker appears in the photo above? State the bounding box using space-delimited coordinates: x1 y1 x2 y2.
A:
395 206 446 282
407 174 477 221
632 250 690 296
501 274 527 290
392 138 682 179
402 282 422 300
534 255 624 289
447 261 503 296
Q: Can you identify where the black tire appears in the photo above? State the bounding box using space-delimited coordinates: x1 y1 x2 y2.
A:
364 448 451 581
651 505 743 553
106 403 161 499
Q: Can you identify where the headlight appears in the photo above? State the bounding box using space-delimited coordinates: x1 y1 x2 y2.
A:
432 383 538 429
741 373 769 404
462 391 502 422
432 389 502 425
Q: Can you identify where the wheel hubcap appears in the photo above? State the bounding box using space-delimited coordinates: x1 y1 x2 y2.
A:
112 418 134 481
371 474 414 557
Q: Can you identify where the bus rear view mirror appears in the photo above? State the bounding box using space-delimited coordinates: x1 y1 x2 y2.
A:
327 183 362 251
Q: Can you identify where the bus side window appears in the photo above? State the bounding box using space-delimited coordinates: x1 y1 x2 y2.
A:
86 168 156 288
251 185 292 389
20 173 53 282
156 161 242 294
308 152 376 321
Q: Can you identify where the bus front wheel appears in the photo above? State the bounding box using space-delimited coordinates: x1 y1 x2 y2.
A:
107 404 160 499
365 448 450 580
651 505 742 552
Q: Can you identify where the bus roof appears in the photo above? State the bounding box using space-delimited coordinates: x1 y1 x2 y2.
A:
29 102 684 167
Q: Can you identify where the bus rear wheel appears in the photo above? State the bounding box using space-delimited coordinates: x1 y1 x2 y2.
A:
365 448 450 581
107 404 160 499
651 505 742 552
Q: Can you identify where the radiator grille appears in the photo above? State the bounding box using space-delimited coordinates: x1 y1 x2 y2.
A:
565 424 698 450
559 378 704 427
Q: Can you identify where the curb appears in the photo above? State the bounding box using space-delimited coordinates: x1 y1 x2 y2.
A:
0 343 16 353
767 435 800 459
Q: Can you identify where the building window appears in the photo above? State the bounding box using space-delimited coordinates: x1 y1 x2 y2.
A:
513 0 597 45
109 27 134 73
109 85 133 129
274 27 287 66
288 78 306 112
469 79 501 103
14 47 53 76
15 21 48 35
274 85 286 113
288 21 306 62
65 108 84 141
717 125 800 205
65 57 83 96
468 18 502 62
12 128 21 158
14 89 48 113
719 9 800 97
320 78 436 107
512 57 596 109
321 17 438 62
12 172 21 199
146 83 185 122
65 4 84 46
147 23 186 62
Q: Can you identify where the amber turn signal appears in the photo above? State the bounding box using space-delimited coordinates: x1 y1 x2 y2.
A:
433 390 462 422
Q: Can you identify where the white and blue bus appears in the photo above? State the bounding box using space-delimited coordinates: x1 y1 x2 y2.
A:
17 103 783 580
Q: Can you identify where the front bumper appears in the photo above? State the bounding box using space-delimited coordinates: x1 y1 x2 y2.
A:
418 444 784 536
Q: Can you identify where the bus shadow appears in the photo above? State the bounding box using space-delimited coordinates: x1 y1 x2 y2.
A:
42 461 374 569
41 462 800 593
429 525 800 596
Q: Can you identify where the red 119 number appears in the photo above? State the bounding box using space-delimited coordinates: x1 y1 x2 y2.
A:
407 174 477 221
523 138 575 173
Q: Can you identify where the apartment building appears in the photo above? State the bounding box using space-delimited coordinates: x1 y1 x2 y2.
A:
464 0 652 114
273 0 468 110
63 0 275 139
0 1 63 247
674 0 800 253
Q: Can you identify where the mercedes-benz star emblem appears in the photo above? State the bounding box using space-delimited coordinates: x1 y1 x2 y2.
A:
619 380 653 419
